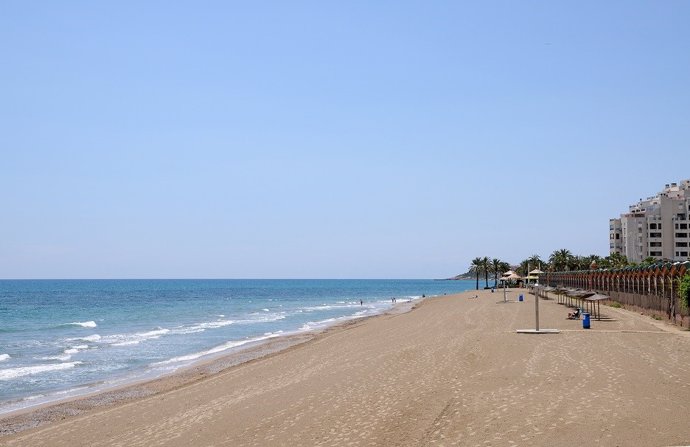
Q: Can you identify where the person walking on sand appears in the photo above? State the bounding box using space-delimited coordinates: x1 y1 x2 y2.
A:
360 299 363 306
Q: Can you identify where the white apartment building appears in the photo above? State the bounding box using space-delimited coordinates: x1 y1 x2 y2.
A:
610 179 690 263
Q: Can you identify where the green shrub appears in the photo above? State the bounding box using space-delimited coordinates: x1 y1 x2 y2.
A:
679 274 690 311
609 302 622 308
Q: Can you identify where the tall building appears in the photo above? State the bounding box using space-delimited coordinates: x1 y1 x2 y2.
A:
610 179 690 263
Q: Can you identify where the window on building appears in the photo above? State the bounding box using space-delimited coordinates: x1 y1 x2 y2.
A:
649 223 657 229
676 242 689 247
682 223 688 230
682 251 689 257
676 233 688 238
649 232 662 238
616 234 620 239
650 242 662 247
650 251 663 256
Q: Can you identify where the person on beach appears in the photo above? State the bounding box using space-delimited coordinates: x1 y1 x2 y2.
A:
360 299 363 306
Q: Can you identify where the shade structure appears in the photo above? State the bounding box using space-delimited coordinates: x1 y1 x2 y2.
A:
584 293 610 320
541 286 555 298
565 289 593 309
500 272 522 281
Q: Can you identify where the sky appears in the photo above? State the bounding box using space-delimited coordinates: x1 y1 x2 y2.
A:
1 1 689 279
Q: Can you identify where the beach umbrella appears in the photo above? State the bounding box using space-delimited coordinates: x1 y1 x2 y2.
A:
584 293 610 320
553 286 568 304
528 268 544 284
565 289 585 307
499 273 520 302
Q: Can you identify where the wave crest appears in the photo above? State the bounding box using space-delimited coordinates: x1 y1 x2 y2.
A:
63 321 97 328
0 362 82 381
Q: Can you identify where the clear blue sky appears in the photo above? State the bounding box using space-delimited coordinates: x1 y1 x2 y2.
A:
2 1 689 279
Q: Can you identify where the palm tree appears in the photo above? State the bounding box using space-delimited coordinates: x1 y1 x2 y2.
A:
481 256 490 288
587 255 601 268
605 252 628 269
572 255 588 270
641 256 657 266
517 259 530 277
517 255 542 277
491 258 501 288
469 257 483 290
490 258 511 288
549 249 572 272
527 254 542 267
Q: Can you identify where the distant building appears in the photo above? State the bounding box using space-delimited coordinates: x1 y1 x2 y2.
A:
610 179 690 263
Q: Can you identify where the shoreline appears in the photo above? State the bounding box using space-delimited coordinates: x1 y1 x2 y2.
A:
4 289 690 446
0 298 418 436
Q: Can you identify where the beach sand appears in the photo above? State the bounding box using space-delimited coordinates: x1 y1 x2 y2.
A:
2 288 690 446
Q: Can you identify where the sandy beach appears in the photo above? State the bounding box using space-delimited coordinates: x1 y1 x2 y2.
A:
2 288 690 446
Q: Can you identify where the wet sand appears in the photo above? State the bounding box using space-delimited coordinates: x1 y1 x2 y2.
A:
2 288 690 446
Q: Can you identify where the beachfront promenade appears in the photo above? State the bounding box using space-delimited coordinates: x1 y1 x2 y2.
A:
2 289 690 446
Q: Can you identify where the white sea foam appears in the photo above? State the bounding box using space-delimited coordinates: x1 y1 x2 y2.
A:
64 345 89 355
167 319 235 335
299 317 338 332
0 362 82 381
298 310 374 332
105 328 170 347
236 313 286 324
0 354 10 362
303 303 359 312
41 354 72 362
189 320 235 330
40 345 89 362
71 334 101 342
64 321 97 328
171 327 205 335
152 333 282 367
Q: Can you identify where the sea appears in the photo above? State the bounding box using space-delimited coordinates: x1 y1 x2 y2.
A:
0 279 474 414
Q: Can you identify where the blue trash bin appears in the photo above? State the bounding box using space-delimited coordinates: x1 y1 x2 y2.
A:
518 294 524 302
582 312 590 329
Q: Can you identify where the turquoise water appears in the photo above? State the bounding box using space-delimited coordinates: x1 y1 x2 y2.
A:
0 279 473 412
